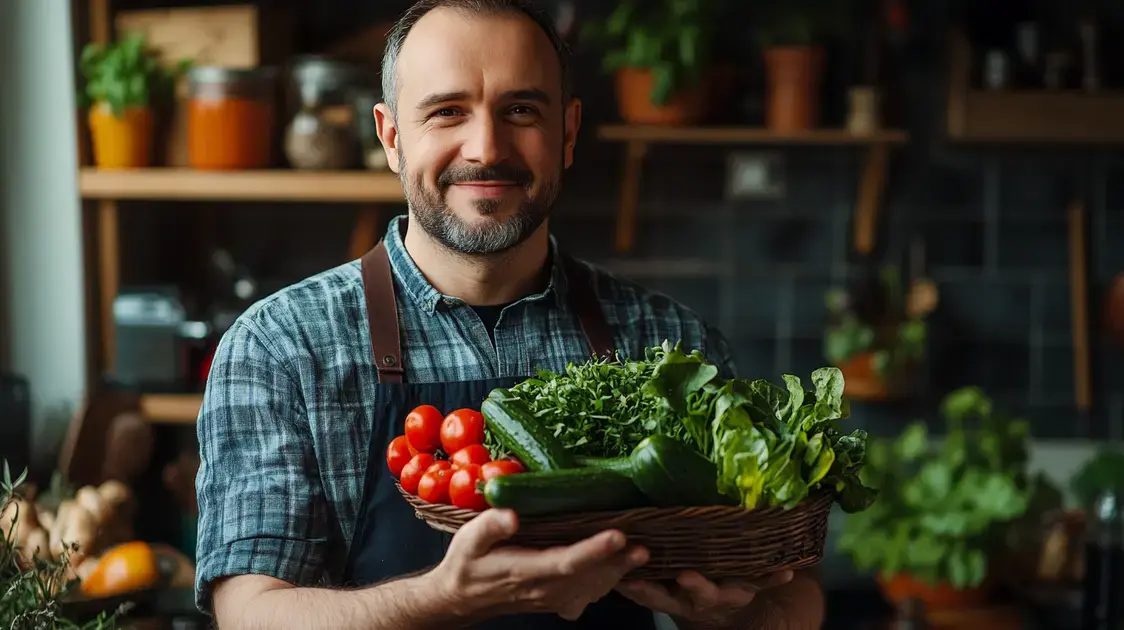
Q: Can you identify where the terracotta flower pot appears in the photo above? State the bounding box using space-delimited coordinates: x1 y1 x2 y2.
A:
763 46 824 132
836 351 892 401
614 67 706 126
88 103 155 169
878 572 996 611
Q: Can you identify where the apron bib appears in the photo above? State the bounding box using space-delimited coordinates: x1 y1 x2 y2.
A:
341 242 656 630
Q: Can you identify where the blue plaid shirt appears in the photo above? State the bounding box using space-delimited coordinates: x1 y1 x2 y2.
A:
194 215 736 613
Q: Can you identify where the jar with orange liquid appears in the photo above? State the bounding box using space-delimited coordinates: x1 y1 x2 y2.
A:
187 67 276 170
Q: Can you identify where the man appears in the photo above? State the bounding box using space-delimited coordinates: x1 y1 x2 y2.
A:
195 1 826 628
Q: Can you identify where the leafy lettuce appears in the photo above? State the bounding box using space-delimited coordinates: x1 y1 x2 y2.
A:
644 341 877 513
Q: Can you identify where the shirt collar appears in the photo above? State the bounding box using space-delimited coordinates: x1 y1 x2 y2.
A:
382 215 569 314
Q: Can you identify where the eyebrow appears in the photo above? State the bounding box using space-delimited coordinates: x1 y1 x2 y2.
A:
414 88 553 111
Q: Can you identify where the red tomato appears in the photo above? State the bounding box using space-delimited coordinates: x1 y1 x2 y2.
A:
480 459 525 481
400 453 435 494
417 467 453 505
440 409 486 454
405 405 444 453
450 444 492 468
386 435 414 477
449 464 489 511
426 460 452 475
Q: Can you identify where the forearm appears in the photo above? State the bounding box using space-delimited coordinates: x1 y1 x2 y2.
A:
677 571 825 630
222 574 463 630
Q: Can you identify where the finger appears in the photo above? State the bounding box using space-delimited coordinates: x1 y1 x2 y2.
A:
579 547 650 601
557 600 588 622
615 580 688 616
676 571 722 610
451 508 518 558
541 529 629 577
749 570 794 591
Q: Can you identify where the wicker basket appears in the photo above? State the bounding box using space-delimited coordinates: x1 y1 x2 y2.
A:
396 483 833 581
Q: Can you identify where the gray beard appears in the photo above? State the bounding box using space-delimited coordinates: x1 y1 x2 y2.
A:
399 150 559 256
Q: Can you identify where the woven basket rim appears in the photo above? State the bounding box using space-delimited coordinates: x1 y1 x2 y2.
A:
395 481 835 520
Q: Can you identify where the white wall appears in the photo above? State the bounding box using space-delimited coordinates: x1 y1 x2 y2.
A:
0 1 87 469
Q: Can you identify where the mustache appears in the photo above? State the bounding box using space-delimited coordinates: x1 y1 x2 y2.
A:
437 164 532 188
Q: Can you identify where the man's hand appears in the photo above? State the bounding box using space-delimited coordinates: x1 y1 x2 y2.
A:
615 570 795 628
430 508 650 622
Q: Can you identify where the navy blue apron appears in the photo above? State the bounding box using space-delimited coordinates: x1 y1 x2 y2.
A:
342 241 656 629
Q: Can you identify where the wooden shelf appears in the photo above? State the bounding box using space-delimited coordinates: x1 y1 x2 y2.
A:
79 168 405 202
596 125 905 255
597 125 909 145
139 394 202 424
946 30 1124 143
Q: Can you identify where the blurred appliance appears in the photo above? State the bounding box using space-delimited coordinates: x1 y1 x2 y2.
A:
112 289 210 390
0 374 31 477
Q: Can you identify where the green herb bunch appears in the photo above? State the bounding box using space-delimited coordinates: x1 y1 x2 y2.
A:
79 32 190 117
0 462 122 630
837 388 1061 589
501 341 878 513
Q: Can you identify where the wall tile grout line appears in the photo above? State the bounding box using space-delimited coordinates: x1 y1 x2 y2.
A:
1028 281 1045 406
982 158 1001 275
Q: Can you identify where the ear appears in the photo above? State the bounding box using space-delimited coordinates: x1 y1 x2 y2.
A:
374 103 400 174
563 97 582 169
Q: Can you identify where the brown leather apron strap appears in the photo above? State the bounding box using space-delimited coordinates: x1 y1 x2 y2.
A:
361 242 404 383
561 256 615 359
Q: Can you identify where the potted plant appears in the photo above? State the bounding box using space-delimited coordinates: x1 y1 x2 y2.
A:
823 266 932 401
838 388 1062 613
755 0 847 132
582 0 724 125
79 33 186 169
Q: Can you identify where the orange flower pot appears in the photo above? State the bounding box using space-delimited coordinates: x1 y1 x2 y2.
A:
878 572 996 611
837 351 892 401
614 67 706 126
763 46 824 132
88 104 155 169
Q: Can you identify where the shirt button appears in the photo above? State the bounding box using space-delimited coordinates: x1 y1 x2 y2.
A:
442 298 456 308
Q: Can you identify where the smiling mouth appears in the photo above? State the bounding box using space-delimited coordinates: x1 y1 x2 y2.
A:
452 182 521 198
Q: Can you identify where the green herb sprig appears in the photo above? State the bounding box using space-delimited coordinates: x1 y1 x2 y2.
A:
1 462 124 630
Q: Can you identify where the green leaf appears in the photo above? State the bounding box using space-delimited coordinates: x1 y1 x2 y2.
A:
807 443 834 486
780 374 804 424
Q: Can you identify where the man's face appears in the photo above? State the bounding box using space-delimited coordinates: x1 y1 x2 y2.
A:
374 8 581 256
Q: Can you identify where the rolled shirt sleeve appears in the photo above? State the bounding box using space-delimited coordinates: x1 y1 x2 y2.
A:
194 317 329 614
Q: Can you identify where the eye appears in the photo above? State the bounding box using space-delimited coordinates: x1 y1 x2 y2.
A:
509 104 538 117
434 107 460 118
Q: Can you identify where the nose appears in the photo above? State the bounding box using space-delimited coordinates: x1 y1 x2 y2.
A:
459 114 508 165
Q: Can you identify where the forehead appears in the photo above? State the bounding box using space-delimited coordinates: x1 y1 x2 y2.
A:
396 8 561 104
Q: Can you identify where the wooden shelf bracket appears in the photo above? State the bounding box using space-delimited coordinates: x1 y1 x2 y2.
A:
614 140 648 253
853 143 891 255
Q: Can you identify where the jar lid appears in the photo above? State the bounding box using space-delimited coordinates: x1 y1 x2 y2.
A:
189 66 277 89
290 56 369 90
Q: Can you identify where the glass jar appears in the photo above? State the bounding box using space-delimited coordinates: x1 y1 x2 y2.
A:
187 67 276 170
284 57 366 170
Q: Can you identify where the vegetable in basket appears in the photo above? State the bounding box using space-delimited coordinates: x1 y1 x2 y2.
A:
483 341 878 514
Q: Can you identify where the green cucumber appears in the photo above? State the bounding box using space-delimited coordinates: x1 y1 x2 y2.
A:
481 389 575 472
575 456 634 476
629 434 733 507
483 468 650 516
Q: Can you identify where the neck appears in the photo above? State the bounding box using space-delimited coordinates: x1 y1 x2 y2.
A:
402 220 552 306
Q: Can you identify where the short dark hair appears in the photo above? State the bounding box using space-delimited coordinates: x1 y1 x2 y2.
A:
380 0 572 116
